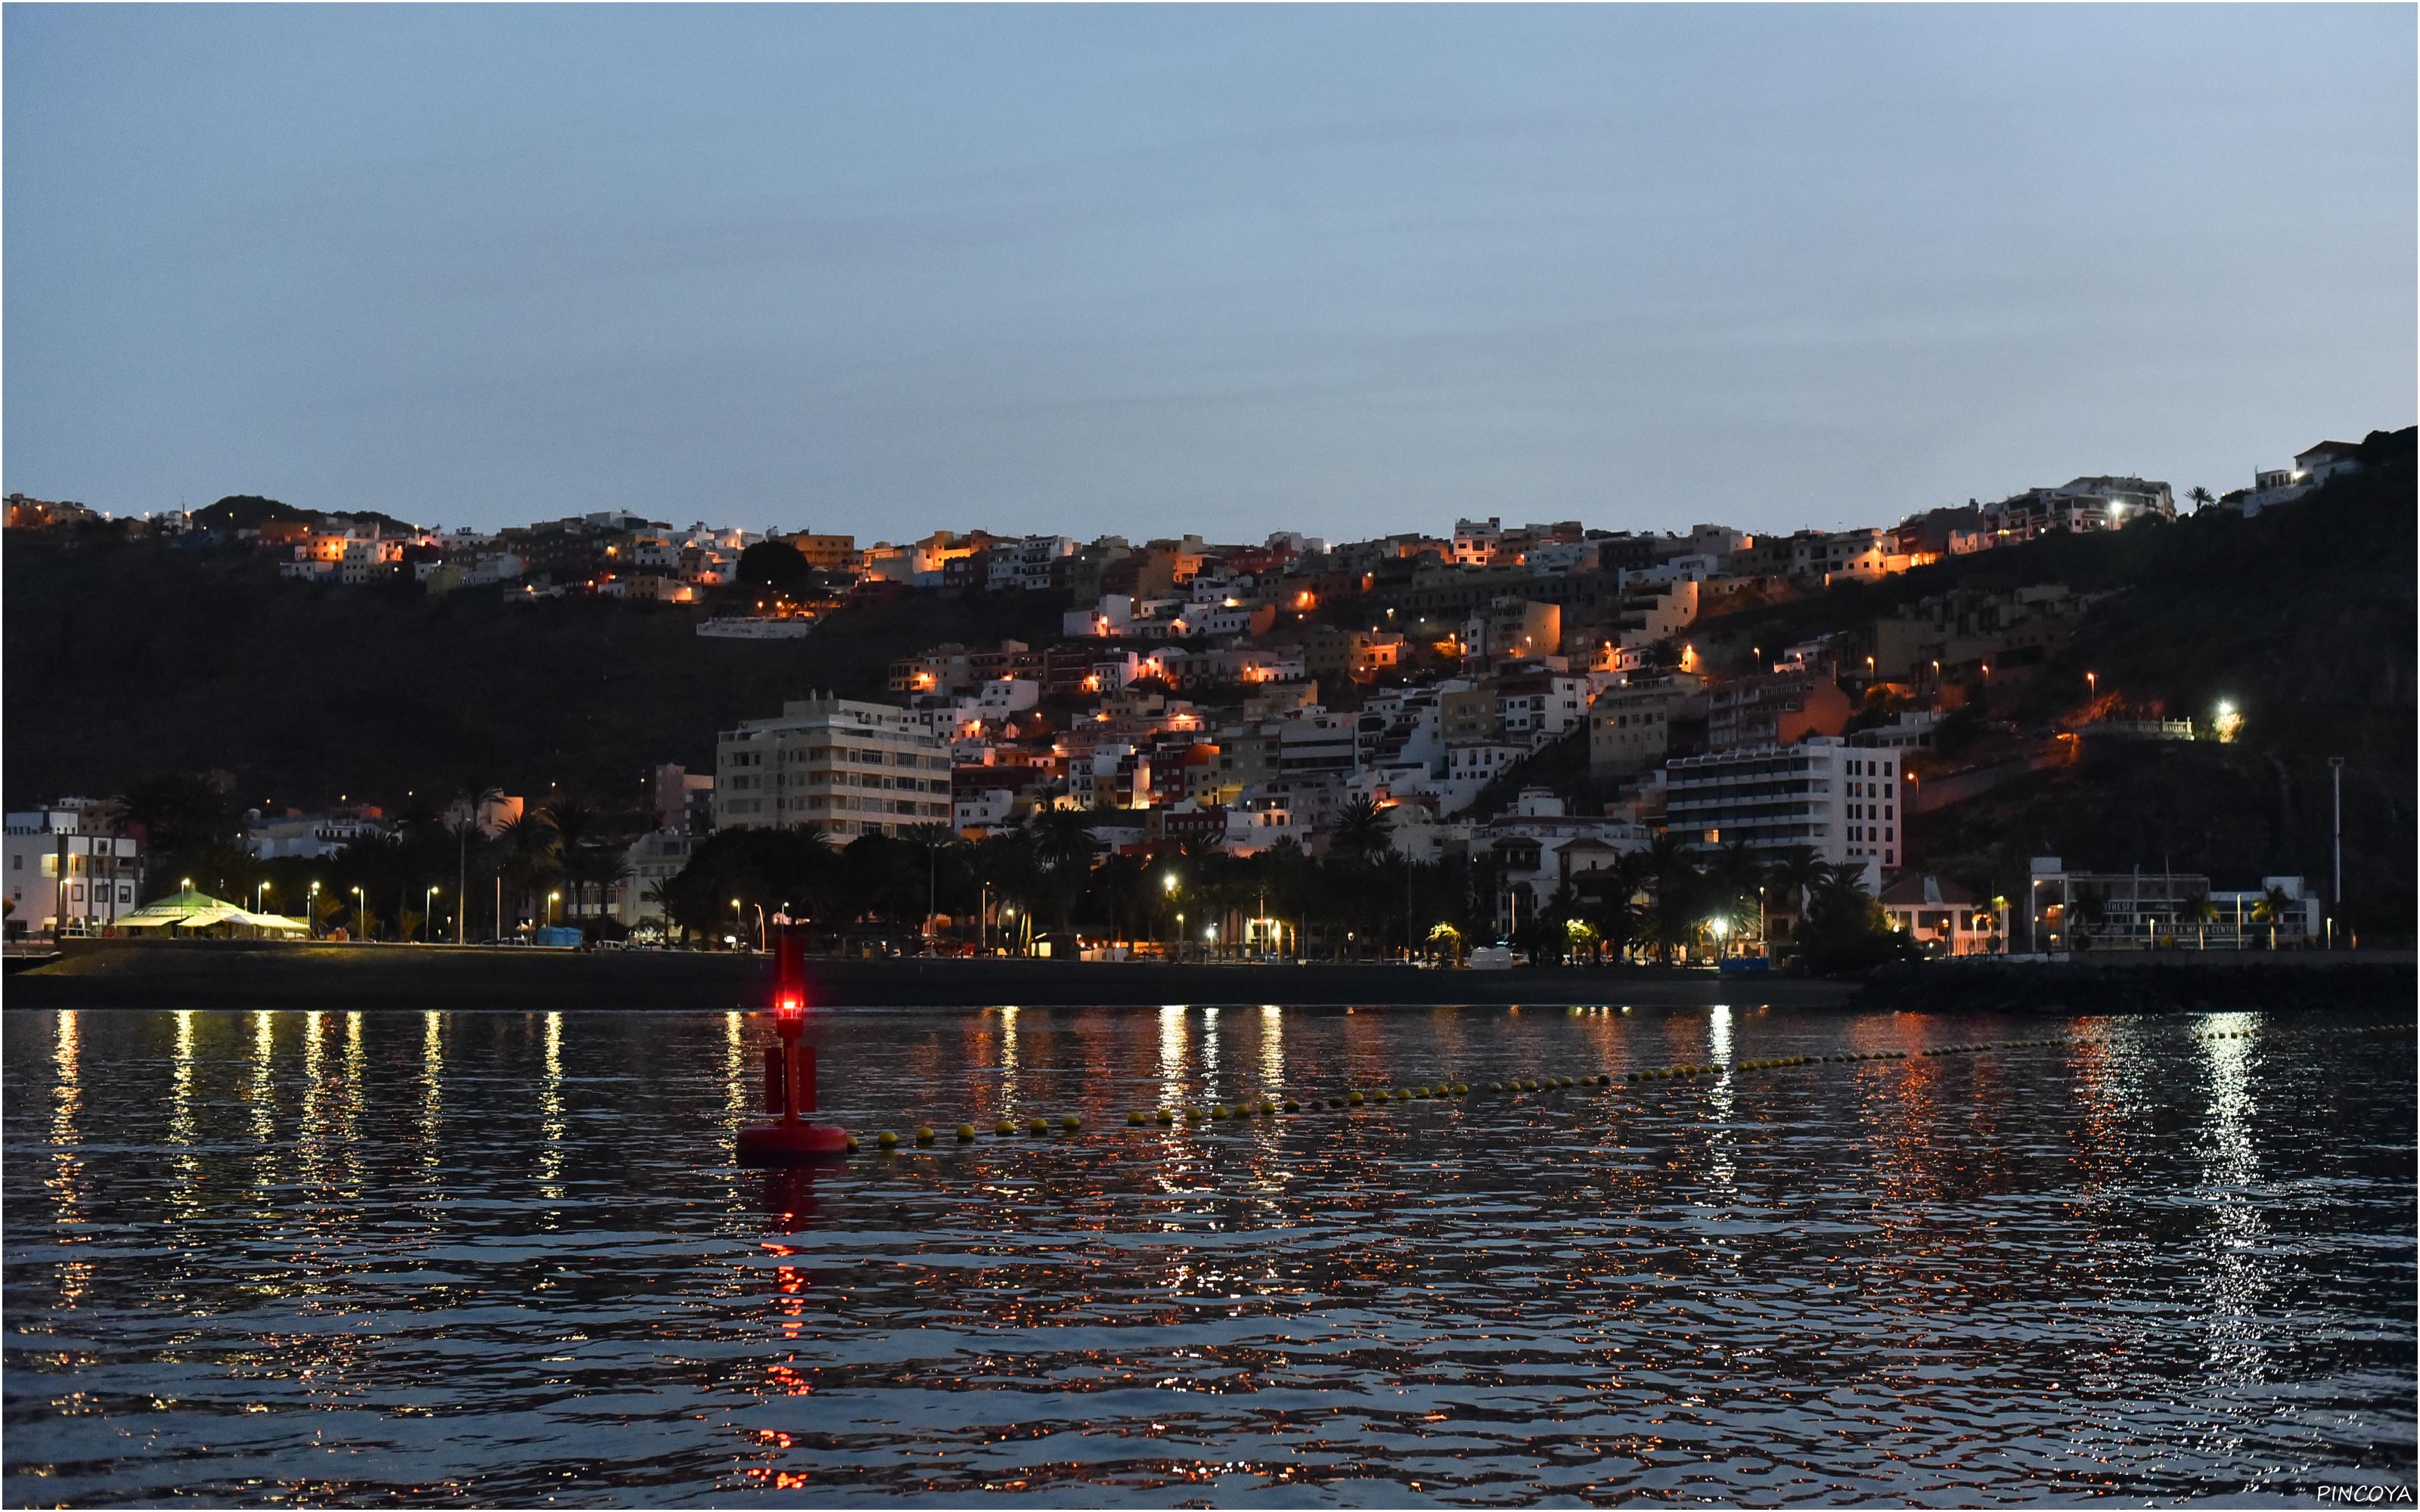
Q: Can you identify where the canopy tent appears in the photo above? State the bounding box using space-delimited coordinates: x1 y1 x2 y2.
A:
116 886 309 937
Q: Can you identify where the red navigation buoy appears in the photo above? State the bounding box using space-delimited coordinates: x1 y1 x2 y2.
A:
737 926 851 1163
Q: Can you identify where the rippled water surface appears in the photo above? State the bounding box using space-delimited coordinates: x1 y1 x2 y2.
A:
5 1002 2414 1505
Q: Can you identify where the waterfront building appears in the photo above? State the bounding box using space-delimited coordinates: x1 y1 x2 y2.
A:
2021 858 2324 951
1665 736 1903 888
5 806 144 940
714 696 953 837
1878 872 1997 956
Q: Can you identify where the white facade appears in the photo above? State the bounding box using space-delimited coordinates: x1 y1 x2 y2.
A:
1064 593 1135 638
715 696 954 837
1500 674 1590 743
1663 736 1903 890
247 812 391 860
607 829 693 928
954 786 1019 832
988 534 1076 592
5 810 142 938
1435 741 1526 814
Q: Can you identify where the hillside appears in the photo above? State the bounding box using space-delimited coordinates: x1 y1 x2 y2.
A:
2 543 1063 807
7 438 2412 939
1696 436 2415 940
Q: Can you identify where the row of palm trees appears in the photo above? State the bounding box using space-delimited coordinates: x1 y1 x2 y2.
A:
231 783 630 941
651 795 1900 966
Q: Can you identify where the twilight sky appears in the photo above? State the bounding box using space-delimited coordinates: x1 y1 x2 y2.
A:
6 5 2413 542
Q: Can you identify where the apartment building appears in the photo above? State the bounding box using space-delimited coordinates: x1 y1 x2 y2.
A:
985 534 1076 591
714 696 953 837
1705 671 1853 752
1663 737 1903 888
1588 674 1705 778
1985 476 2175 539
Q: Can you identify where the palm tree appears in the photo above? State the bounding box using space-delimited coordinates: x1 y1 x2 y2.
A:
2251 885 2295 950
495 813 560 935
1327 796 1393 864
901 823 963 945
2186 485 2215 512
452 778 504 945
1764 845 1834 929
541 798 599 915
1641 834 1702 964
1705 840 1766 943
1028 808 1098 931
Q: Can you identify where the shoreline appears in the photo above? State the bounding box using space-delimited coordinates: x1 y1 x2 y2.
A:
7 940 1857 1012
9 941 2409 1015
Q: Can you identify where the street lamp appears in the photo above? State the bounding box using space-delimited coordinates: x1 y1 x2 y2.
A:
309 880 321 938
2086 670 2096 699
731 898 743 950
548 890 562 927
350 885 365 940
255 878 271 912
426 885 440 941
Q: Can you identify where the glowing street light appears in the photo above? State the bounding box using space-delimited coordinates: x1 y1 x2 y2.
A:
2086 670 2097 698
548 890 562 926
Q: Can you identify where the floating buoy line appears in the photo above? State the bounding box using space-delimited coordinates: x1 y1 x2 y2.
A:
824 1022 2412 1157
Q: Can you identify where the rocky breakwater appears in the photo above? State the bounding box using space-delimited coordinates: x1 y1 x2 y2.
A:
1853 954 2415 1016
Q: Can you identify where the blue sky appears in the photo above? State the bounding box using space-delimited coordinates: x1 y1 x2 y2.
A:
6 5 2412 541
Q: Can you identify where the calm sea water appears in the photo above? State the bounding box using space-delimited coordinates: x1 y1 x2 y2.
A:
4 1003 2412 1506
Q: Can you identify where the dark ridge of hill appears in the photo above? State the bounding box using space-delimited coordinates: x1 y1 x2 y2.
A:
188 494 425 535
1 544 1064 808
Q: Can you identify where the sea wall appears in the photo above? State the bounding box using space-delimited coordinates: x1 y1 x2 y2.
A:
1853 955 2415 1015
7 940 1859 1012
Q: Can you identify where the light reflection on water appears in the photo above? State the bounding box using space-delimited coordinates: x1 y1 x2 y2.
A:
4 1004 2413 1505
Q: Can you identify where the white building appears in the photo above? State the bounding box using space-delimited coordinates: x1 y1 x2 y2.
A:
1064 593 1136 639
1663 736 1903 889
5 808 143 939
1476 795 1647 932
988 534 1076 592
246 810 392 860
1435 741 1526 814
715 696 954 838
1451 517 1504 566
607 829 693 929
954 785 1019 832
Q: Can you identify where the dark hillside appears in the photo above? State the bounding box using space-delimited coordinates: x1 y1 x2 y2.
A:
1902 442 2416 940
2 541 1063 806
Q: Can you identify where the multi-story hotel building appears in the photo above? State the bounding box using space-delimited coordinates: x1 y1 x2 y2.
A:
1663 736 1903 889
714 696 953 838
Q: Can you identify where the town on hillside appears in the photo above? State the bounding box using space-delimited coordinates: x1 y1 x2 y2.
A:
5 432 2394 963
